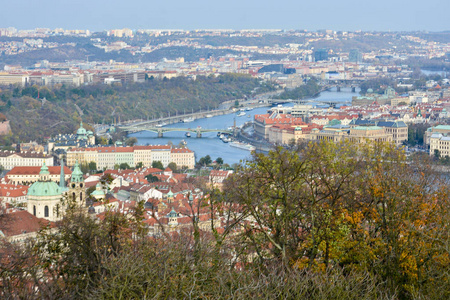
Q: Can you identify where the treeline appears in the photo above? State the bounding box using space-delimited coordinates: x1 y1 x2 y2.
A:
276 79 321 100
0 74 275 144
1 140 448 299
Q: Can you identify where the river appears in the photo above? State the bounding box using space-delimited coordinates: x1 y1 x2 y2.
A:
130 87 359 165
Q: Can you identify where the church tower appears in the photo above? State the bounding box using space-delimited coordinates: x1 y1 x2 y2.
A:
69 160 85 206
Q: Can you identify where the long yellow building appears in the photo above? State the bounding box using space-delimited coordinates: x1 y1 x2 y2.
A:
66 145 195 169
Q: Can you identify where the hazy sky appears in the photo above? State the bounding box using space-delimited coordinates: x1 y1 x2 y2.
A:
1 0 449 32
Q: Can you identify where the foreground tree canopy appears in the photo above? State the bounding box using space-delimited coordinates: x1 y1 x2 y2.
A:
1 140 449 299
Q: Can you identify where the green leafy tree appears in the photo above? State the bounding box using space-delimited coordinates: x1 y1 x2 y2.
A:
167 162 177 172
125 137 138 146
119 163 132 170
145 174 159 183
152 161 164 170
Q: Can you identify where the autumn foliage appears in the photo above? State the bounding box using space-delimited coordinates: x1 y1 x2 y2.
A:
0 140 449 299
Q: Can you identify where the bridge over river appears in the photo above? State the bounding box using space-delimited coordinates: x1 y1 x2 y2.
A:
119 125 233 138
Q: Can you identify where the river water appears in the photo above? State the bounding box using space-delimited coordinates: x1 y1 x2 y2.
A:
130 87 359 165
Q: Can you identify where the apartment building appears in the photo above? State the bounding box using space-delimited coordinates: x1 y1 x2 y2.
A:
0 150 53 170
66 145 194 169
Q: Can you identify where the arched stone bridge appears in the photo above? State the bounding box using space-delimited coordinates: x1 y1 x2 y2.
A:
119 125 233 138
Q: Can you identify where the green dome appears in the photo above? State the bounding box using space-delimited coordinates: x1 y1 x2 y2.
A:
77 122 87 135
91 183 105 197
28 181 61 197
168 208 178 218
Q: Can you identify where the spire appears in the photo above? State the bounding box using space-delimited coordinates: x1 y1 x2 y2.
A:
39 162 50 181
71 160 84 183
59 159 65 188
40 162 49 175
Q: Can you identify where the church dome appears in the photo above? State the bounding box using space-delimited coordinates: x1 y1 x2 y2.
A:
77 122 87 136
28 164 61 197
28 181 61 197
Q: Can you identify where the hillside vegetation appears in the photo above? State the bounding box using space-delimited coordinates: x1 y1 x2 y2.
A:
0 74 275 144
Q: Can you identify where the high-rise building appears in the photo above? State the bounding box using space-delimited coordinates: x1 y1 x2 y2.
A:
314 49 329 62
349 49 363 63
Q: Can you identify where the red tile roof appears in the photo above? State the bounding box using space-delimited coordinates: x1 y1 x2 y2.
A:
0 210 51 237
6 166 72 176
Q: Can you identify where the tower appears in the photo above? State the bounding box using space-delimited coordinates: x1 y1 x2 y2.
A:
69 160 85 206
59 159 68 191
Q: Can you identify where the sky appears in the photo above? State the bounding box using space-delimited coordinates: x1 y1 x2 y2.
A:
1 0 449 32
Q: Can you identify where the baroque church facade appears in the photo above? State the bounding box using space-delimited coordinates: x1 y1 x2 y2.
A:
27 160 85 222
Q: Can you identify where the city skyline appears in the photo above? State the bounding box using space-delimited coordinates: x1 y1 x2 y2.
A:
1 0 449 32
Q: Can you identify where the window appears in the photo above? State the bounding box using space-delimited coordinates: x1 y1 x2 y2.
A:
44 206 49 217
33 205 36 216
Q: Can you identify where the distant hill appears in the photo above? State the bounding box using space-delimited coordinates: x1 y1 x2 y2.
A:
0 74 275 144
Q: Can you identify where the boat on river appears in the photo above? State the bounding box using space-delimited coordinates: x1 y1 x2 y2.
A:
183 117 195 123
185 132 191 138
237 112 246 117
229 141 256 151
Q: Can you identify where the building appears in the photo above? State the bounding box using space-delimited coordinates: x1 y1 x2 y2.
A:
0 73 29 86
66 145 194 170
424 125 450 146
48 122 95 153
0 183 28 207
429 133 450 157
314 49 329 62
170 148 195 169
268 124 321 145
27 163 66 222
254 113 307 140
347 126 393 143
0 149 53 170
6 165 72 185
310 125 393 144
0 210 51 243
27 161 84 222
349 49 362 63
349 119 408 146
375 121 408 146
93 71 145 84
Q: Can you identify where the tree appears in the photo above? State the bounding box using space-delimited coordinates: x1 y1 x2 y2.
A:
125 137 138 146
145 174 159 183
88 161 97 172
136 162 143 169
119 163 132 170
215 157 224 165
220 140 450 298
167 162 177 172
434 149 441 159
152 161 164 170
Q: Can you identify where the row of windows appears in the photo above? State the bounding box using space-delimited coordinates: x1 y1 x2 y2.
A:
33 205 49 217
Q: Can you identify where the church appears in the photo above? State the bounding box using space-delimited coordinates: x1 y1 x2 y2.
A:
27 160 85 222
